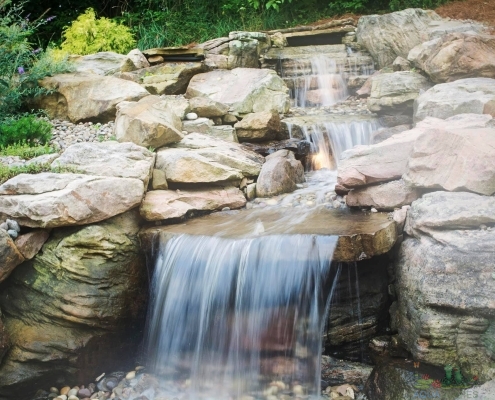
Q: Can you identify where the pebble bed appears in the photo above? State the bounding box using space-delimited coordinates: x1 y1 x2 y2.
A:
49 120 115 150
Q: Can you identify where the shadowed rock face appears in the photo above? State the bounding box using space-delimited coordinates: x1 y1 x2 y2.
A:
0 210 147 400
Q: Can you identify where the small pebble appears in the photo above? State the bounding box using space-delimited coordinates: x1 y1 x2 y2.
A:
125 371 136 380
7 229 18 239
186 112 198 120
49 387 59 394
371 207 378 213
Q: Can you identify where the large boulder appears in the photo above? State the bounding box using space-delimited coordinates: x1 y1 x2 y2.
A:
0 229 24 284
356 9 442 69
414 78 495 122
397 192 495 381
140 187 246 221
186 68 290 115
337 127 424 189
256 150 304 197
0 211 147 399
408 32 495 83
155 133 264 185
37 73 149 123
51 141 156 185
367 72 432 115
346 179 421 211
71 51 130 75
0 173 144 228
234 111 281 142
404 124 495 195
114 95 184 149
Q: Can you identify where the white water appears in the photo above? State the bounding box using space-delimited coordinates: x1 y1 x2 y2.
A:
146 234 341 399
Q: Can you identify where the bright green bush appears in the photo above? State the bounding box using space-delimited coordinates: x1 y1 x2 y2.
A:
60 8 136 55
0 115 52 148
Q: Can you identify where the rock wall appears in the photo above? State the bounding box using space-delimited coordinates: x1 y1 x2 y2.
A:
0 211 147 399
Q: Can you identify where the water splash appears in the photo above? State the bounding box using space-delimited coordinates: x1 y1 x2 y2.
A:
146 234 340 399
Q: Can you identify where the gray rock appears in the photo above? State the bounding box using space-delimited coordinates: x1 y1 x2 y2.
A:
182 118 214 134
51 141 156 186
392 56 411 71
186 68 290 115
356 9 442 68
367 71 432 115
372 124 411 144
6 219 20 233
0 229 24 284
6 230 17 239
72 52 128 76
126 48 150 70
0 173 144 228
414 77 495 122
114 95 184 149
256 150 304 197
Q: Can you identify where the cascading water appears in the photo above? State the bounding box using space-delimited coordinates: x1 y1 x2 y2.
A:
146 234 341 399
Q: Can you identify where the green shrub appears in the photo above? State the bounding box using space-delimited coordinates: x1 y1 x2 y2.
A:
0 162 78 184
60 8 136 55
0 0 73 119
0 141 56 159
0 115 52 148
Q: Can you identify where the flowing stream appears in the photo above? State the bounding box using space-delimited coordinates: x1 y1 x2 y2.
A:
144 53 380 399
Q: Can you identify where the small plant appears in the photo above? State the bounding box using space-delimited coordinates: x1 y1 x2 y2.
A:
60 8 136 55
0 162 80 184
0 142 56 159
0 115 52 148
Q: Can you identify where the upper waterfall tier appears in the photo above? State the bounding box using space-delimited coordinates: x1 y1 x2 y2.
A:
140 207 397 263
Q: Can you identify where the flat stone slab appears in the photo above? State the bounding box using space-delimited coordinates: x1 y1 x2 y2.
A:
140 207 397 262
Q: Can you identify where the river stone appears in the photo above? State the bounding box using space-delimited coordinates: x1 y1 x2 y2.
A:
0 173 144 228
0 210 147 399
346 179 421 211
408 32 495 83
114 95 183 149
155 133 264 184
256 150 304 197
404 125 495 195
0 229 24 284
140 187 246 221
356 9 442 69
396 192 495 381
14 230 50 260
367 72 432 115
51 141 156 185
337 126 424 188
234 111 281 142
189 97 229 118
72 52 129 76
414 77 495 122
186 68 290 115
37 73 149 123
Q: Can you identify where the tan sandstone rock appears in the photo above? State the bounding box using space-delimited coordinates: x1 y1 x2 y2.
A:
256 150 304 197
234 111 281 142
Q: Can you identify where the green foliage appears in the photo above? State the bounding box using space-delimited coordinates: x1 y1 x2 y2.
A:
0 141 55 159
389 0 449 11
60 8 136 55
0 0 73 119
0 115 52 148
0 162 78 184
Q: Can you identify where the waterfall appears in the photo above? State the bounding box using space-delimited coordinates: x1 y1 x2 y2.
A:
287 119 381 170
146 233 341 399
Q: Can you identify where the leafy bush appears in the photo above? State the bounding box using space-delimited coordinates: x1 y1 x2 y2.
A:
0 115 52 148
0 0 73 119
60 8 136 55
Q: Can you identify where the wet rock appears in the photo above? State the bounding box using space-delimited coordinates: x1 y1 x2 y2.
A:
414 77 495 122
0 211 147 399
0 173 144 228
409 32 495 83
346 179 421 211
114 95 184 149
0 229 24 284
234 111 281 142
397 192 495 381
256 150 304 197
140 187 246 221
321 356 373 389
14 230 50 260
36 73 149 123
186 68 290 115
51 141 156 185
367 72 432 115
